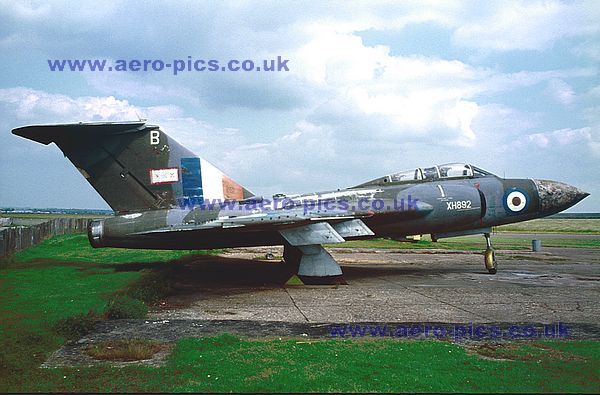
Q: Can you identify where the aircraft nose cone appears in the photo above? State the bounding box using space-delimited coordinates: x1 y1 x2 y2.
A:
533 179 589 214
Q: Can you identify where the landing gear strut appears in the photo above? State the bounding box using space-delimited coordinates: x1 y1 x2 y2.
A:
484 232 497 274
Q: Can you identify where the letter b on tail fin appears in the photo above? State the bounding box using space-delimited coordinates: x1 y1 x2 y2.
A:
12 121 253 213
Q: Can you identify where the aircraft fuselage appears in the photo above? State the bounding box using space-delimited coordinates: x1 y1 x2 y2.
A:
88 174 588 250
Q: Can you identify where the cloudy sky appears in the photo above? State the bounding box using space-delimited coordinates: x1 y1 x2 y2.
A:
0 0 598 212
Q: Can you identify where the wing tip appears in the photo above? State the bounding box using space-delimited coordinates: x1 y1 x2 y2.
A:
12 121 150 144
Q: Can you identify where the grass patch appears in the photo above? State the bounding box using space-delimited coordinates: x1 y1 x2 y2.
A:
467 342 590 363
10 233 219 265
497 218 600 234
0 233 202 391
0 263 141 392
0 212 111 220
1 332 597 392
54 310 103 340
85 339 167 362
104 295 148 320
0 265 139 328
163 335 599 393
124 268 173 304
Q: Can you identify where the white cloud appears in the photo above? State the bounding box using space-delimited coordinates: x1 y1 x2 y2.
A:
516 127 597 154
85 71 202 105
290 31 483 144
573 41 600 61
452 0 600 51
0 87 181 122
545 79 576 105
587 86 600 98
287 26 595 150
1 1 52 20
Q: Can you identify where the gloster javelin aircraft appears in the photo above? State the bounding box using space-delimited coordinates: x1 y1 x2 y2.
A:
13 122 589 282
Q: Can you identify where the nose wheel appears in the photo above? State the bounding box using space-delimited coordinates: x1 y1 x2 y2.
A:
484 232 497 274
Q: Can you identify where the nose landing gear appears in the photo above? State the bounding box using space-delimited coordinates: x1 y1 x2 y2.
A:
484 232 497 274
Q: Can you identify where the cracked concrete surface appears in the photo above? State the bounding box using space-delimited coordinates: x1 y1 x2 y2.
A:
43 243 600 367
149 246 600 324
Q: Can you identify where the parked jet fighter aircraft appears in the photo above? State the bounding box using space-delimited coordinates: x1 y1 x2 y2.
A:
13 122 589 281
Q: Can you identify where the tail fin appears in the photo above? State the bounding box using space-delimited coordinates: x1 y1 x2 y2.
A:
12 121 253 213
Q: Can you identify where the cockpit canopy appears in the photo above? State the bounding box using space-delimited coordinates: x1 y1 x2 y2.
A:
354 163 494 188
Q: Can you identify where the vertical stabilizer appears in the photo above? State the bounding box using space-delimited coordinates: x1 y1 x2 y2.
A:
12 122 253 213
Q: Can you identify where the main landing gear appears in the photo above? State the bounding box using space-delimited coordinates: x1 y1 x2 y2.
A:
483 232 497 274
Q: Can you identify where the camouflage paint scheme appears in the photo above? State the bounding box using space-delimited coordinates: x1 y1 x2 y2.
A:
13 122 589 278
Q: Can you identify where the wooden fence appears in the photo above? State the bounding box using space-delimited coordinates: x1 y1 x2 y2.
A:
0 218 92 258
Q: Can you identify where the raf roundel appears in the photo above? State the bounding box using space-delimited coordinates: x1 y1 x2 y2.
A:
505 190 527 213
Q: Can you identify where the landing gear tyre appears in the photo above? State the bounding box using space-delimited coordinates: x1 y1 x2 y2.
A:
485 249 497 274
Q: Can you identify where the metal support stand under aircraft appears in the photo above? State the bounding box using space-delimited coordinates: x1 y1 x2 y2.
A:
283 243 346 284
279 219 374 285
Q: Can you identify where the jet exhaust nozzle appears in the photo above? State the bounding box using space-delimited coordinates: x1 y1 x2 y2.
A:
88 219 105 248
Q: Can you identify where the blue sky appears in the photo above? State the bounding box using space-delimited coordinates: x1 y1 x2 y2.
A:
0 0 598 212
